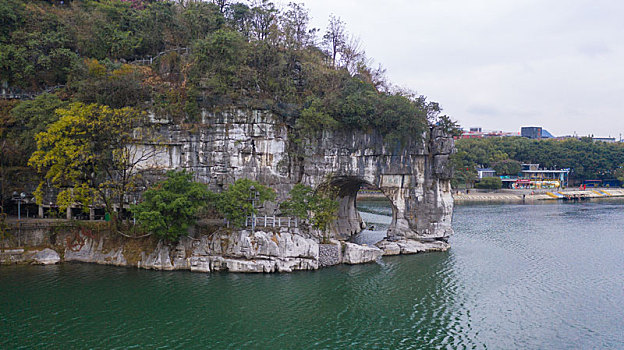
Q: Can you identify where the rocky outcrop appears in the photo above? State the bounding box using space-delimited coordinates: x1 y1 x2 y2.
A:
138 241 173 270
33 248 60 265
64 235 127 266
376 239 450 255
376 241 402 256
342 242 383 264
1 226 451 272
4 108 456 272
195 229 320 273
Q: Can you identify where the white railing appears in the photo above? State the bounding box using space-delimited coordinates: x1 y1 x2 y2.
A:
129 47 190 65
243 216 299 229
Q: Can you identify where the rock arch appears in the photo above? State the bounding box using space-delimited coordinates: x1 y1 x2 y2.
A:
298 126 455 243
328 176 387 240
138 109 454 243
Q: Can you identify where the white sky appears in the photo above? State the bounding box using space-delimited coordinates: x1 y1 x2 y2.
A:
298 0 624 138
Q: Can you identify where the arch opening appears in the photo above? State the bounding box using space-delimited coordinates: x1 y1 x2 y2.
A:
352 184 394 246
328 176 396 244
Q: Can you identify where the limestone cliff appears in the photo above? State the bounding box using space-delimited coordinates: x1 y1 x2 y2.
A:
1 108 455 273
139 108 454 243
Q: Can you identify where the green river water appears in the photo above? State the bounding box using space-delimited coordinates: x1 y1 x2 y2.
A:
1 199 624 349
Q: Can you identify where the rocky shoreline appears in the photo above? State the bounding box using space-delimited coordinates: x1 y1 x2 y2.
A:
0 224 449 273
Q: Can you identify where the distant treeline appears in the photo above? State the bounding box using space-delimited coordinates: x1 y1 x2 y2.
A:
453 137 624 186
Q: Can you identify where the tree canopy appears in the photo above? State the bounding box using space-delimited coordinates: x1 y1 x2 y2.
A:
28 102 154 214
131 170 210 241
453 137 624 185
0 0 443 142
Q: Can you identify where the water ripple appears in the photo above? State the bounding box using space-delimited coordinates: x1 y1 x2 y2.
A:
2 201 624 348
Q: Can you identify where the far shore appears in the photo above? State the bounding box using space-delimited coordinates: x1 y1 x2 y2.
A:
453 187 624 204
357 188 624 204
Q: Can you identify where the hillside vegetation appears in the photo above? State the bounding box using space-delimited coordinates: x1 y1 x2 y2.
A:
0 0 451 216
1 0 444 162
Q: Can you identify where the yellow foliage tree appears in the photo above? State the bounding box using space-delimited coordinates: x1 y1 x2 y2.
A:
28 102 158 217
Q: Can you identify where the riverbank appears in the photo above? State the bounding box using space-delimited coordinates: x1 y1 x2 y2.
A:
453 188 624 204
0 219 448 272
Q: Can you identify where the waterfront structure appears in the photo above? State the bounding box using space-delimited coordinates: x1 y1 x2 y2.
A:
490 163 570 189
517 164 569 188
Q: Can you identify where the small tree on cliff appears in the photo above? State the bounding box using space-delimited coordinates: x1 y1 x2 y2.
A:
212 178 276 227
131 170 209 241
281 183 339 241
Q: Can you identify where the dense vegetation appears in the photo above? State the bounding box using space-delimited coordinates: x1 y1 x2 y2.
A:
130 173 337 241
0 0 446 211
131 170 210 241
280 183 338 239
1 0 442 142
453 137 624 187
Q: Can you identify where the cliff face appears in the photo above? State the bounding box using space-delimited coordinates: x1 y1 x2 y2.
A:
1 109 454 272
140 108 454 243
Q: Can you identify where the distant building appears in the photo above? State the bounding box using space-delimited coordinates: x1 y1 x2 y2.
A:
521 126 541 139
457 127 520 139
476 168 496 179
521 126 554 140
459 130 484 139
592 137 617 143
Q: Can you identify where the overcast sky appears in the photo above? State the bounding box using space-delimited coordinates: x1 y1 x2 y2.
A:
298 0 624 138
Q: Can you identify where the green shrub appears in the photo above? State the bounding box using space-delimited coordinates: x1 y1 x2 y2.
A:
280 183 338 238
211 179 275 228
475 177 502 190
131 170 209 241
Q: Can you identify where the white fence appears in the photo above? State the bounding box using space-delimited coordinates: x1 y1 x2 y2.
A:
243 216 299 229
129 47 190 65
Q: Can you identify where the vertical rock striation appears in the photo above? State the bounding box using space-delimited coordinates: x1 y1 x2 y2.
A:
139 108 454 244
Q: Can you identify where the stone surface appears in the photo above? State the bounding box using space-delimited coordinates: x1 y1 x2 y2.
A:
377 239 450 255
375 241 401 256
139 241 174 270
342 242 382 264
132 108 454 243
33 248 60 265
64 236 127 266
189 256 211 272
319 240 342 267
